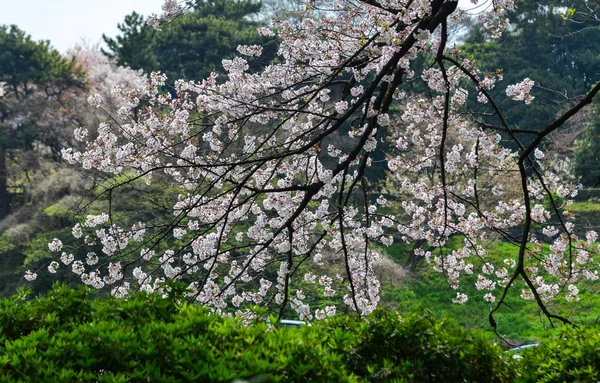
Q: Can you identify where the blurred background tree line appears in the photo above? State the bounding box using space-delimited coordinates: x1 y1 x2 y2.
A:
0 0 598 340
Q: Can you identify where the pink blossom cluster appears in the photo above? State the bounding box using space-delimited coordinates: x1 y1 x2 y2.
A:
506 78 535 104
26 0 600 325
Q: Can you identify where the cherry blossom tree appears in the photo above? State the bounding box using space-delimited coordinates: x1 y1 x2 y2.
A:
30 0 600 330
66 45 147 143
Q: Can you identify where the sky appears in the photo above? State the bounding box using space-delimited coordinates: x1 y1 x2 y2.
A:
1 0 165 53
1 0 475 54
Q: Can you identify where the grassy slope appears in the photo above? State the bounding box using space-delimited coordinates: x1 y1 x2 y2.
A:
381 201 600 342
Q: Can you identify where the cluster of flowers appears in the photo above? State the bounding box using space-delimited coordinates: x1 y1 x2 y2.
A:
26 0 599 321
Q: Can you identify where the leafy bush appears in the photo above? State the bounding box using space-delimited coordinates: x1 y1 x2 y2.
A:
326 309 517 382
0 285 355 382
519 326 600 383
0 284 534 382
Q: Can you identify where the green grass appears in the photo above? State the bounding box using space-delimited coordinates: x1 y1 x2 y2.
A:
381 239 600 342
568 200 600 213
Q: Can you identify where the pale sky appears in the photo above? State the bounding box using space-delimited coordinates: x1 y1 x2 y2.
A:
1 0 165 52
1 0 475 53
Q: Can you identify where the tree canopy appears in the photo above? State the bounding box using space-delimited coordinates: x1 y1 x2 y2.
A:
13 0 600 335
0 25 80 218
103 0 277 83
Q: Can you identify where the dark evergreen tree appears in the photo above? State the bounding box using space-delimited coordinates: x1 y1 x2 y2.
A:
103 0 278 83
101 12 158 73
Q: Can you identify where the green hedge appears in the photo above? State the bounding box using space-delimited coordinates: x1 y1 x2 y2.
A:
519 326 600 383
0 284 597 382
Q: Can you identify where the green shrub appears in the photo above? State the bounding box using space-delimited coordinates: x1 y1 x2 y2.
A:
324 309 517 382
0 284 528 382
0 285 357 382
519 326 600 383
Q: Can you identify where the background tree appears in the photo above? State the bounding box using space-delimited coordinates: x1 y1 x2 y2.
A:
103 0 278 84
573 95 600 186
100 12 158 73
0 25 82 219
460 0 599 151
0 44 145 297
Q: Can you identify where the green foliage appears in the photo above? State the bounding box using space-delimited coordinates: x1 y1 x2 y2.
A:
101 12 157 74
3 287 600 382
0 232 15 253
0 169 189 299
519 326 600 382
103 0 277 83
380 239 600 341
0 25 73 91
42 201 71 218
574 95 600 186
22 230 71 267
0 24 77 151
568 199 600 213
0 285 521 382
542 192 566 212
332 309 518 382
0 25 81 219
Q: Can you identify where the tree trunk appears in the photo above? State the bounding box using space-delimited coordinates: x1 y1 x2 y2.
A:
406 240 426 271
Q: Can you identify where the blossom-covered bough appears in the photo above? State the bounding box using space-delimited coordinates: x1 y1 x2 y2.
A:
30 0 600 332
